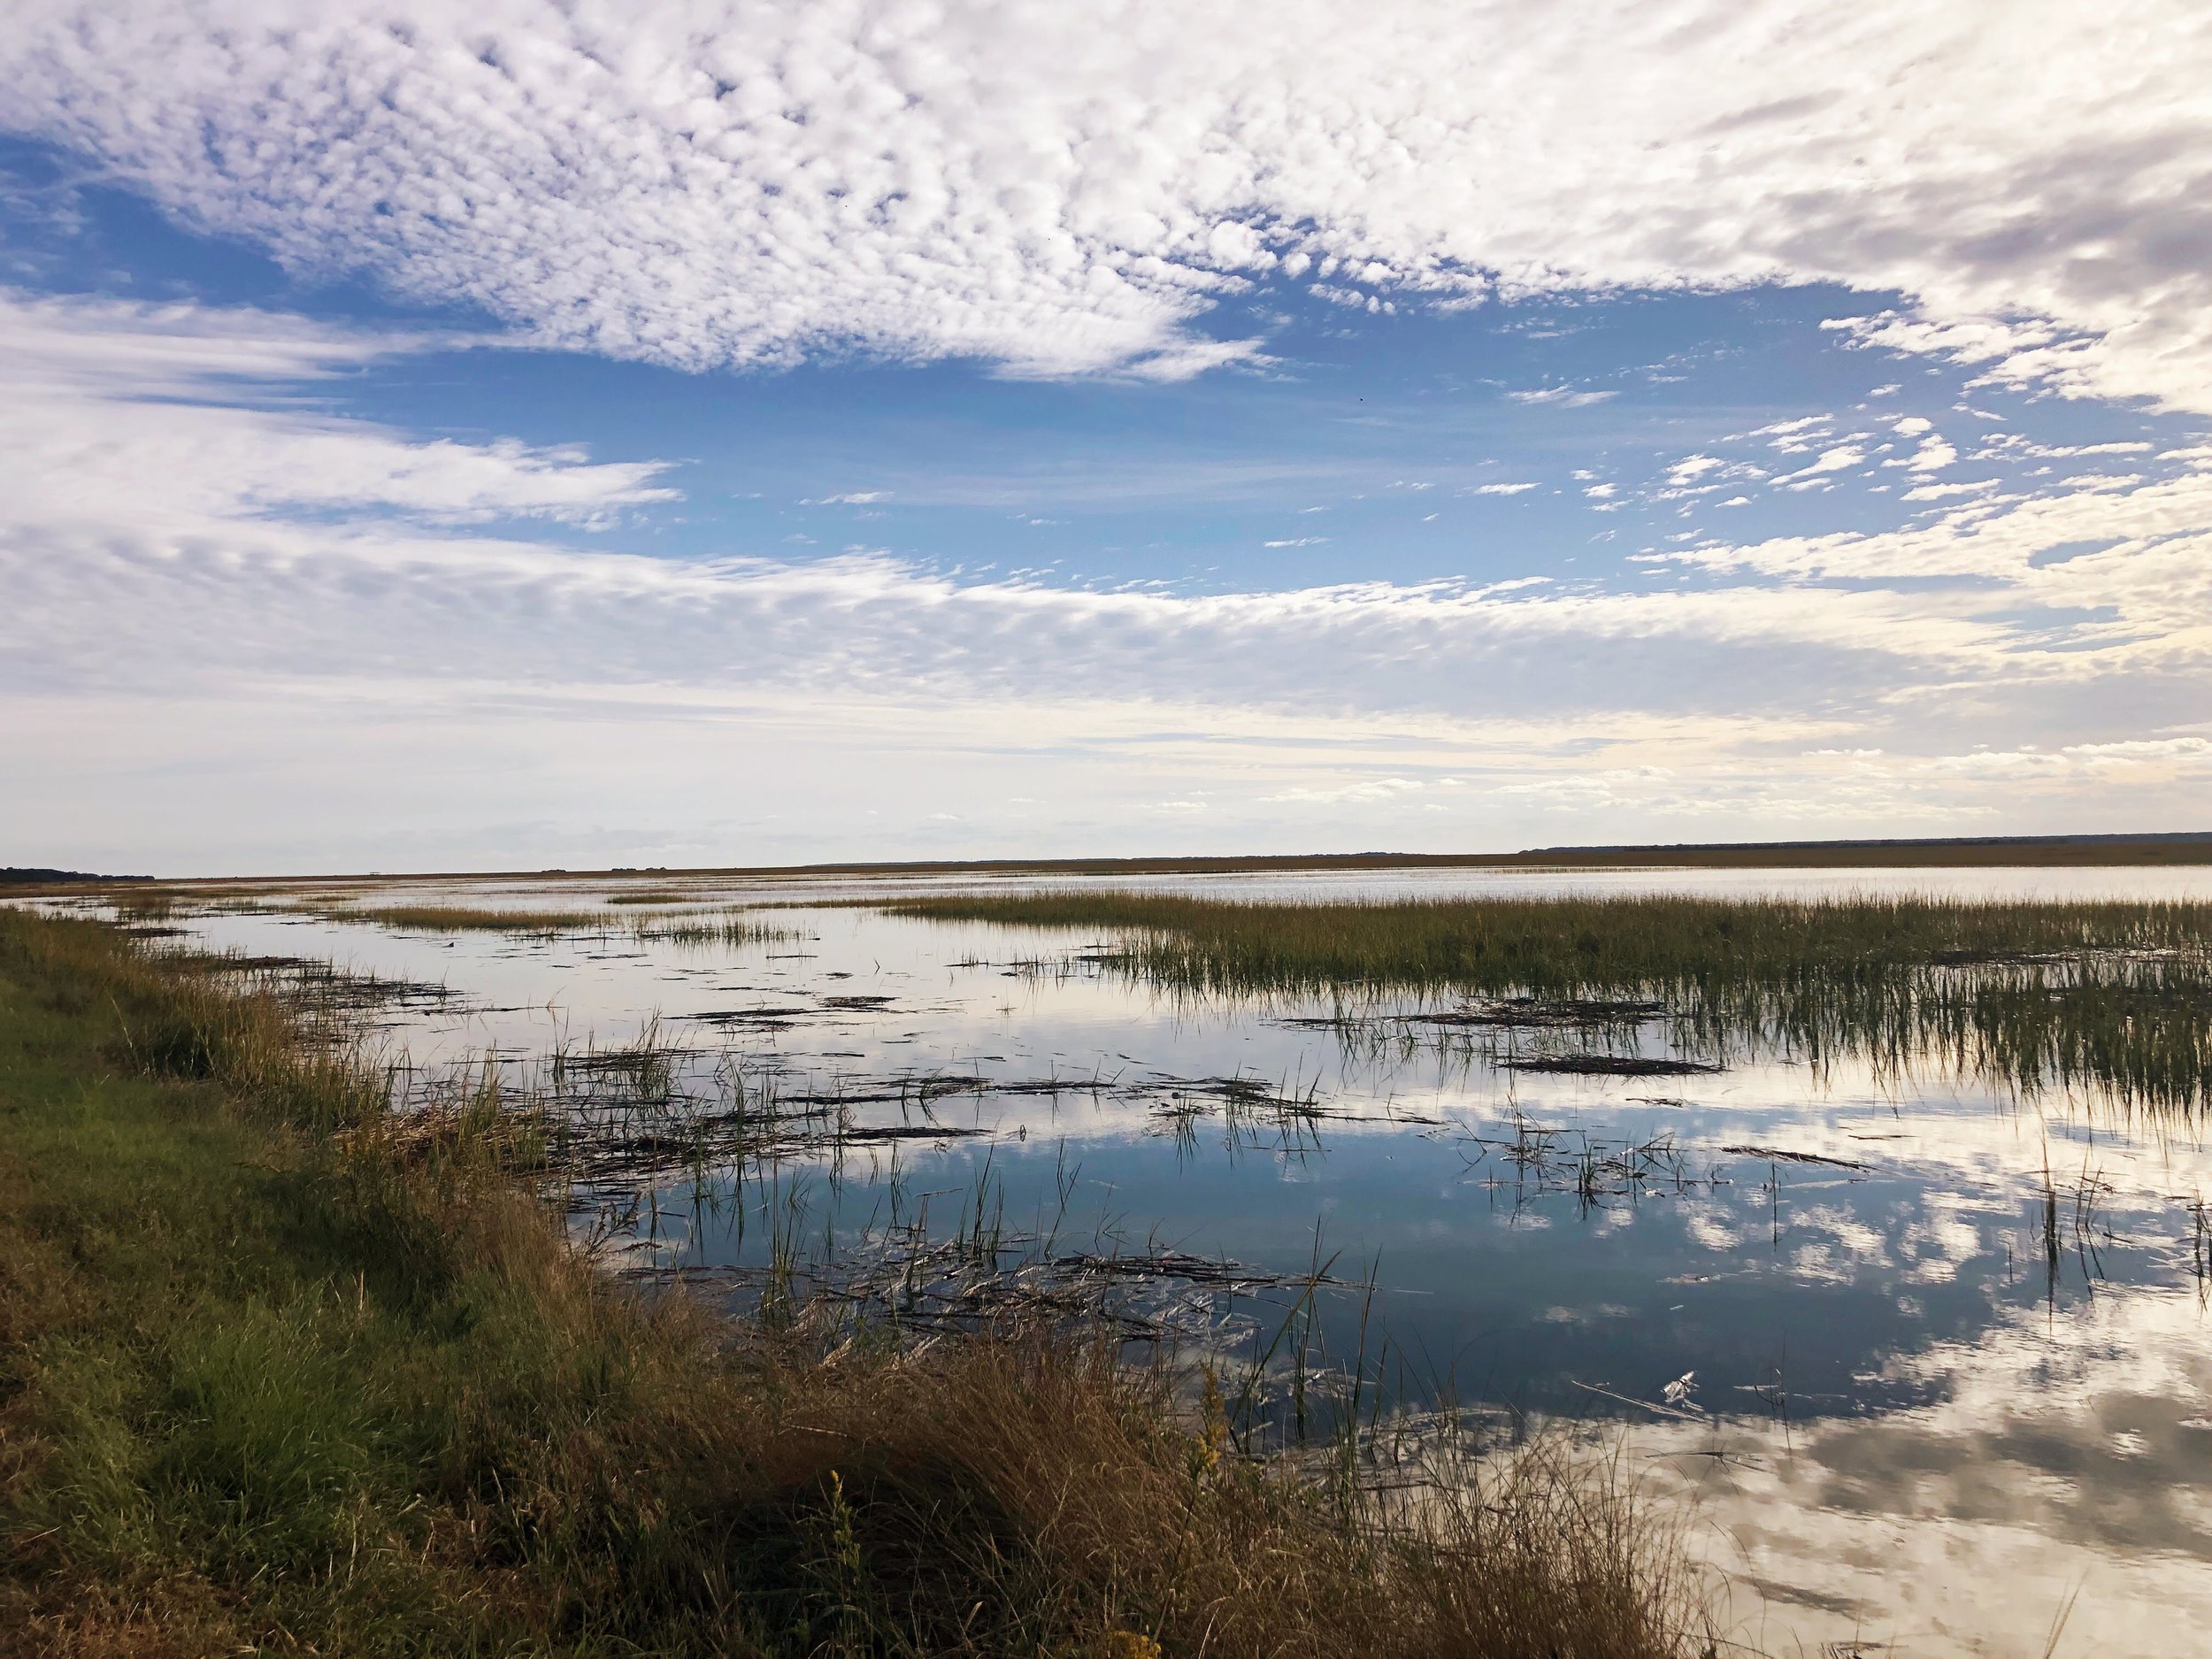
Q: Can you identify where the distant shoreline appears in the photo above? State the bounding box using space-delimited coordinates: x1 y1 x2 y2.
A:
20 831 2212 887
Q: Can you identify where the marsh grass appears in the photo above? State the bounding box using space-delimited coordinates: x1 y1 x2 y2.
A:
321 902 803 952
648 914 799 949
0 908 1710 1657
342 902 628 933
177 896 802 951
880 891 2212 1110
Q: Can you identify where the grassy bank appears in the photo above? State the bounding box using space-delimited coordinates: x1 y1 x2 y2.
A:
0 908 1700 1657
877 892 2212 1108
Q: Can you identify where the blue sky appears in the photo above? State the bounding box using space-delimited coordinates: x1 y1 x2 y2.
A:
4 4 2212 874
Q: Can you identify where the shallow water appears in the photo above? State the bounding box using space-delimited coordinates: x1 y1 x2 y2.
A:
106 866 2212 1655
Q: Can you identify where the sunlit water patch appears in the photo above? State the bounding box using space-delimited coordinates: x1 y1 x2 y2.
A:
83 868 2212 1656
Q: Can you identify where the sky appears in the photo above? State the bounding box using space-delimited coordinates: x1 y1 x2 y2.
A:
4 1 2212 876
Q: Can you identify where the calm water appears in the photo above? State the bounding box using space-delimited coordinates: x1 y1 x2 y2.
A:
114 867 2212 1655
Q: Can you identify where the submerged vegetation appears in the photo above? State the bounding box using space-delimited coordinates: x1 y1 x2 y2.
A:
0 907 1708 1656
879 891 2212 1109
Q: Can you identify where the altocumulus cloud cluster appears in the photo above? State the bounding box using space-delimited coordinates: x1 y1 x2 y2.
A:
4 0 2212 871
8 0 2212 402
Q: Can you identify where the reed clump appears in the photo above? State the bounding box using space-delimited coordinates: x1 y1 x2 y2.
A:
341 902 623 933
301 900 795 950
0 908 1706 1657
880 891 2212 1109
876 890 2212 990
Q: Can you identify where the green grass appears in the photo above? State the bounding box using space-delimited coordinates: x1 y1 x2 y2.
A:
878 891 2212 1109
0 909 1703 1657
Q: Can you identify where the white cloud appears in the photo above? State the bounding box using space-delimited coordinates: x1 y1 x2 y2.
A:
0 291 679 530
5 2 2210 405
1782 443 1866 480
1672 466 2212 641
1471 481 1540 495
1260 775 1453 804
1509 387 1619 407
1899 478 1997 501
10 286 2212 870
1885 434 1957 472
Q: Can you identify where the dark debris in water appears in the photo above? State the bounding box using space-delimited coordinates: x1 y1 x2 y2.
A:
774 1072 1107 1108
1719 1144 1869 1171
1048 1250 1337 1290
1418 996 1667 1027
1499 1055 1723 1077
1138 1073 1339 1120
186 952 458 1013
681 1007 806 1031
1279 995 1667 1033
562 1047 703 1072
681 993 910 1030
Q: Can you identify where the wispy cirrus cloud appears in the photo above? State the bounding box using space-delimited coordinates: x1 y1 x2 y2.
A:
2 292 678 530
1509 388 1618 408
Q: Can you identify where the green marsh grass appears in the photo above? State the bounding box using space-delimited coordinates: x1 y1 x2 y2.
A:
879 890 2212 1110
0 906 1708 1657
342 902 624 933
646 913 797 949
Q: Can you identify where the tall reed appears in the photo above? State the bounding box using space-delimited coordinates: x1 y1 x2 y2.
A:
881 891 2212 1109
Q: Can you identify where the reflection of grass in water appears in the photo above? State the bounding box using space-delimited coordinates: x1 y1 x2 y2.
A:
881 891 2212 1109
